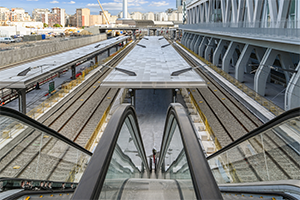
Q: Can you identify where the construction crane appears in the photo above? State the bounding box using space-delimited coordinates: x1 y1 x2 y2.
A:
97 0 110 25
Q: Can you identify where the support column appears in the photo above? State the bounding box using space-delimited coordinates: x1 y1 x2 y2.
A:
254 48 278 96
198 36 208 57
204 38 215 62
108 48 110 57
235 44 253 82
279 51 294 84
188 34 196 50
285 62 300 110
147 29 150 36
175 30 177 40
193 35 202 54
213 39 227 67
222 41 238 73
115 45 118 51
129 89 135 107
17 88 26 114
71 65 76 80
95 55 98 64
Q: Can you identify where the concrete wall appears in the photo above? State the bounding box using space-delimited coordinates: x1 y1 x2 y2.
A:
0 33 107 68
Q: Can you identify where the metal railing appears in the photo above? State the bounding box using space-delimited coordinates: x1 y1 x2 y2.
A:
177 42 285 116
180 21 300 41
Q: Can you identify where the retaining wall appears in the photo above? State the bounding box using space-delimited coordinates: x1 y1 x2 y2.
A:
0 34 107 68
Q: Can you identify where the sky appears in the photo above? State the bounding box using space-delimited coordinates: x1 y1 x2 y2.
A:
1 0 176 16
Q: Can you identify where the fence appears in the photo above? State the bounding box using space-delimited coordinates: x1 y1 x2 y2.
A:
177 42 284 116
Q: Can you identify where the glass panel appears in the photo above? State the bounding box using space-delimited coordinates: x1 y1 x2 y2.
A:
208 116 300 184
160 116 197 200
99 114 147 199
0 115 91 184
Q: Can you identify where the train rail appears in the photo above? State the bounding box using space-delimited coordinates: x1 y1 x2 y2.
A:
171 40 263 147
0 39 138 182
172 40 300 184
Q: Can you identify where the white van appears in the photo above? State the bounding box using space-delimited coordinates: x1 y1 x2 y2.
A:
0 37 15 43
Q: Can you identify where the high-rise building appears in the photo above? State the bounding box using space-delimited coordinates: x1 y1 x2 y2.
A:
143 12 155 21
10 8 31 22
51 7 65 27
130 12 143 20
176 0 183 9
89 15 102 26
32 9 50 24
0 7 10 22
76 8 90 27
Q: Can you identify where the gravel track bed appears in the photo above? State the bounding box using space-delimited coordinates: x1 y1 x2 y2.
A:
204 83 261 132
190 89 232 147
0 132 40 175
53 87 109 140
266 132 300 179
75 88 119 147
0 41 136 182
248 136 288 181
196 88 248 140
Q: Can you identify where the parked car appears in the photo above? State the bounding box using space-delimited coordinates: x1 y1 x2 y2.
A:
0 37 15 43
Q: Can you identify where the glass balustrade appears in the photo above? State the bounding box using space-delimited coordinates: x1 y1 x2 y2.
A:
208 115 300 184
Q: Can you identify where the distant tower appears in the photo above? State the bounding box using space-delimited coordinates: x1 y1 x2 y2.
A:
123 0 128 19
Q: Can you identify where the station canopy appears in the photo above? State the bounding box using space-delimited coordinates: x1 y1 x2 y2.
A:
102 36 206 89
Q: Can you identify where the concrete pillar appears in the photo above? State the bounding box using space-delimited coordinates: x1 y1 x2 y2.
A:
254 48 278 96
235 44 254 82
198 36 208 57
213 39 227 67
285 62 300 110
108 48 110 57
222 41 238 73
204 38 216 62
71 65 76 80
17 88 26 114
147 29 150 36
156 30 159 36
115 45 118 51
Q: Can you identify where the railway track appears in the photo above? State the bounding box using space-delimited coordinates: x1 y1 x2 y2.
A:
0 39 138 182
173 40 300 183
171 41 263 147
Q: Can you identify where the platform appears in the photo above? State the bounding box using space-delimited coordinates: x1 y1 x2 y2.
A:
0 36 129 89
102 36 206 88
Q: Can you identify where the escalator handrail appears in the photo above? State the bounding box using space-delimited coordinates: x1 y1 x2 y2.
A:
0 107 92 156
207 107 300 160
72 104 149 200
158 103 223 200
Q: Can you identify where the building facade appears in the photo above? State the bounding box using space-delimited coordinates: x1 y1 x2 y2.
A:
76 8 90 27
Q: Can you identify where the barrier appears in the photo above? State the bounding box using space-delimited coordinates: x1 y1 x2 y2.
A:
177 42 284 116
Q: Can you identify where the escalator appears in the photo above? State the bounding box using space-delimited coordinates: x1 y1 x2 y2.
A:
0 107 92 200
1 104 300 199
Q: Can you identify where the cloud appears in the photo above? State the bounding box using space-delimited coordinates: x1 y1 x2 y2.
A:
149 1 169 6
87 2 122 10
50 0 59 3
68 1 75 4
27 0 38 1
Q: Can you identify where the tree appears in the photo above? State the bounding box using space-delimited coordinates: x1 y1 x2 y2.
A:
43 23 48 28
82 26 85 29
53 23 61 27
